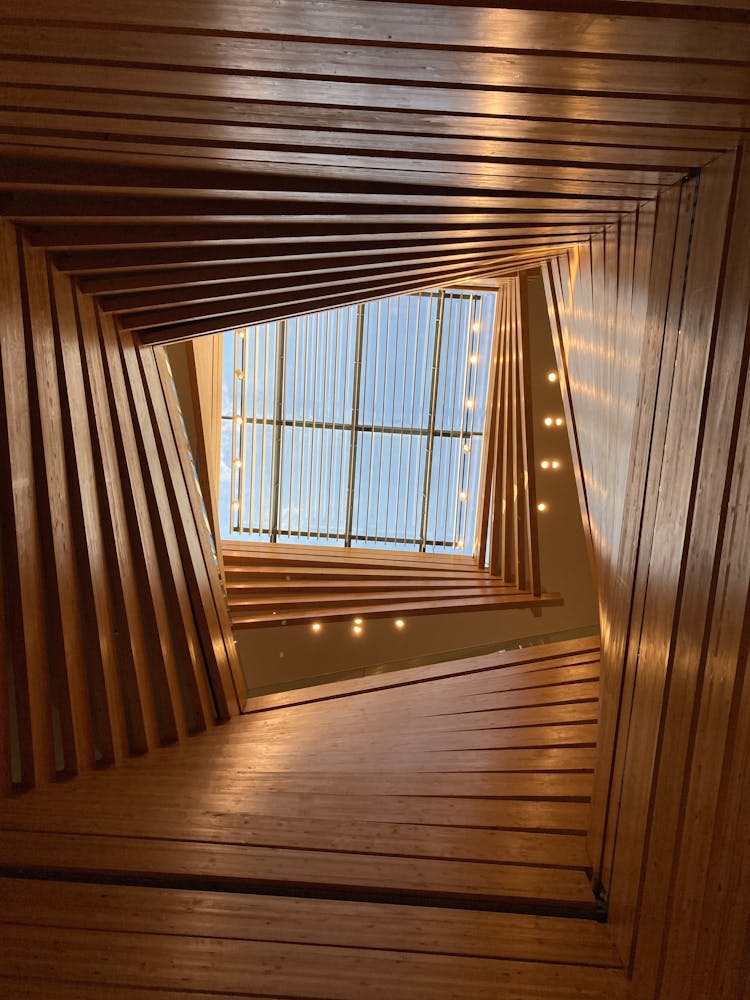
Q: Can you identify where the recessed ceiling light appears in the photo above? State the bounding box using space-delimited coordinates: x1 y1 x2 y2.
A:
311 622 322 633
544 417 553 426
547 371 558 382
352 624 363 635
394 619 406 629
537 502 548 512
540 460 550 469
555 417 564 426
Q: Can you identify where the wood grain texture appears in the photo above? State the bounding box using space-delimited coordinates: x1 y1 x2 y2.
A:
0 639 631 997
543 147 750 998
0 218 240 788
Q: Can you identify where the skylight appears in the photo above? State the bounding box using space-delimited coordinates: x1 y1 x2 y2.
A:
219 288 496 554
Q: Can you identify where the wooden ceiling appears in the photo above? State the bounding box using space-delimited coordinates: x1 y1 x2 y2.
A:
0 1 747 345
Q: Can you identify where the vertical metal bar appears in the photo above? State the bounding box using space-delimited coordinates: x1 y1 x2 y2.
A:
230 330 240 531
414 294 434 545
418 289 446 552
287 317 299 539
268 320 286 542
404 292 421 546
324 304 340 539
238 325 250 534
248 322 259 534
316 307 330 540
363 298 379 539
296 314 311 539
343 302 366 546
258 323 269 536
392 293 408 544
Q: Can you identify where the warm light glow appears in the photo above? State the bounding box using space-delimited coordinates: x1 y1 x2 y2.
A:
231 500 240 511
235 369 244 379
456 539 465 549
472 321 481 332
537 502 548 512
232 458 242 468
353 617 363 625
394 619 406 630
465 398 474 409
459 490 468 501
233 415 243 425
544 417 553 426
555 417 564 426
552 460 561 469
311 622 322 633
547 371 558 383
540 460 550 469
352 624 363 635
469 354 479 365
463 442 471 453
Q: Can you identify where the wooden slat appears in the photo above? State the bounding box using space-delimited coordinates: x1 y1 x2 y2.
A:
0 220 54 786
18 236 95 775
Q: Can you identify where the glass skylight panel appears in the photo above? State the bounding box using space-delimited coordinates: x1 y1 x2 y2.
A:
219 287 496 554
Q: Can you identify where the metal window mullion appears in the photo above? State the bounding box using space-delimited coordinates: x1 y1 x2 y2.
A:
392 294 408 544
378 297 398 535
327 304 342 539
229 330 240 532
287 319 299 539
296 315 311 539
414 293 434 546
363 298 379 541
304 311 320 538
343 301 366 546
406 293 423 545
268 320 286 542
317 307 329 540
418 289 446 552
238 326 251 534
258 323 269 537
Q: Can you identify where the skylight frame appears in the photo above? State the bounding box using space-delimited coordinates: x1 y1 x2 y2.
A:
219 287 496 554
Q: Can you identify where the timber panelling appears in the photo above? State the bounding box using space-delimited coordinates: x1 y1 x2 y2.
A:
1 4 749 997
543 146 750 999
0 217 241 790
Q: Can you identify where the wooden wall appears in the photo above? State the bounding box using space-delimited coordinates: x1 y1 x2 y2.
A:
543 145 750 999
0 218 245 793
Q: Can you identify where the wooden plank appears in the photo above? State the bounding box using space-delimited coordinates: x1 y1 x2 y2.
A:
96 312 187 742
117 328 214 731
18 237 95 775
0 829 597 914
136 346 235 716
73 289 159 754
0 922 630 1000
154 347 246 708
0 877 622 966
0 220 54 787
15 0 749 60
48 265 129 764
606 151 736 964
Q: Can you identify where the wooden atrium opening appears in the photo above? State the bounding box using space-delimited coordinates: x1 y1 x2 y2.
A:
0 3 749 998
